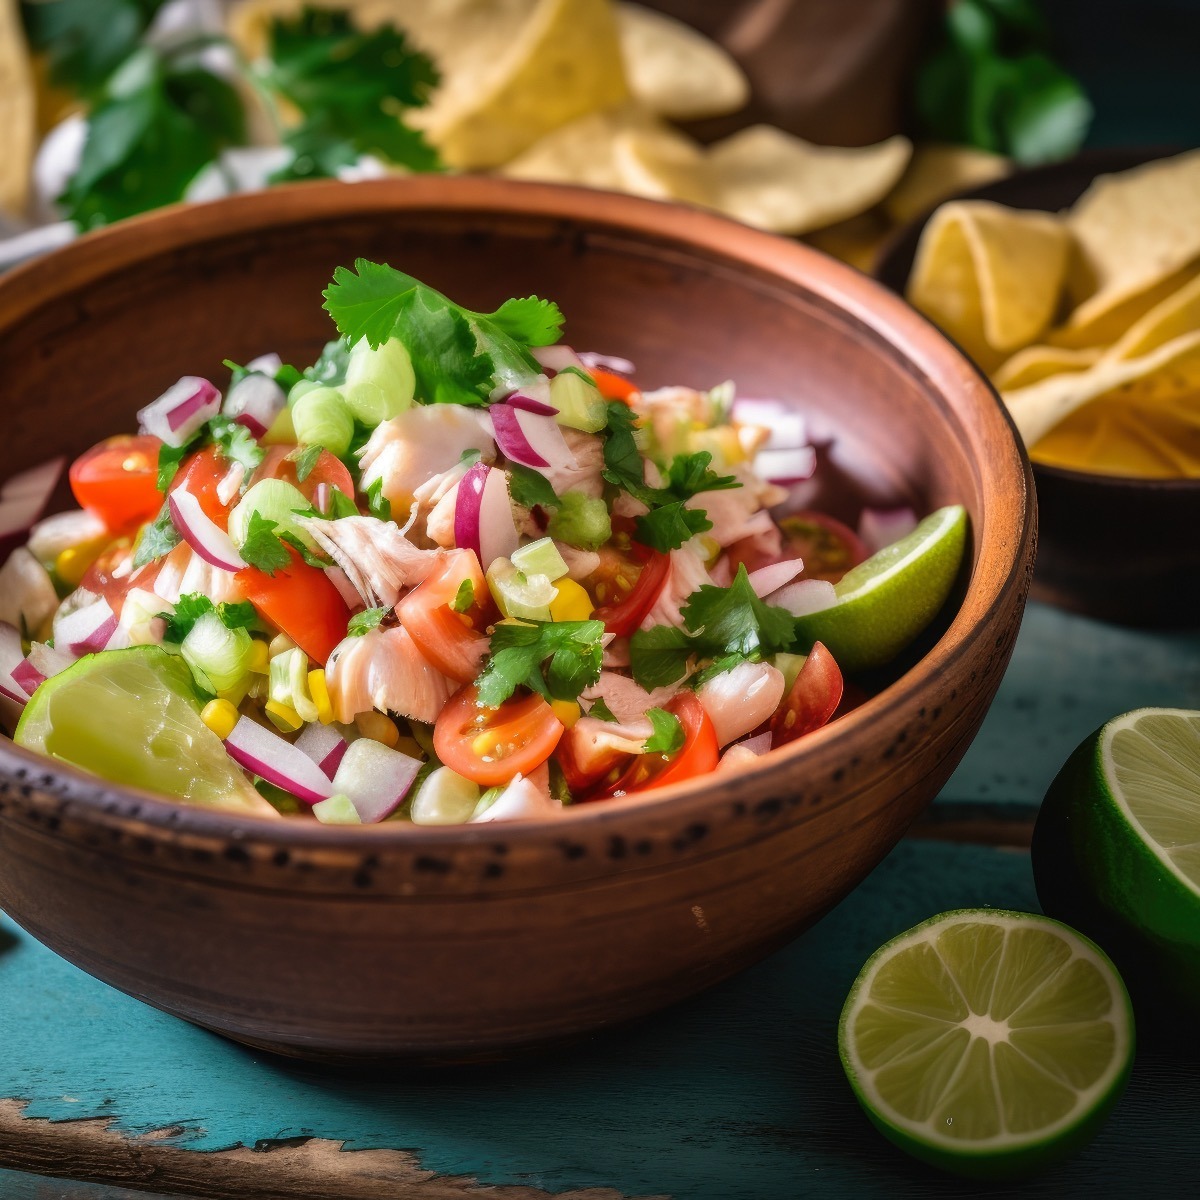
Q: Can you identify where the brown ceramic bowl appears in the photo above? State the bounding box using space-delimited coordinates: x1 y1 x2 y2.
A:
875 148 1200 628
0 178 1033 1061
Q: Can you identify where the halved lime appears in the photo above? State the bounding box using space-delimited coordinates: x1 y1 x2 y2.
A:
1033 707 1200 1017
16 646 272 816
839 909 1134 1179
794 504 967 672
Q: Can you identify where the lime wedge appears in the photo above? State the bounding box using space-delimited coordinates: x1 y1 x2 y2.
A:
839 909 1134 1179
793 504 967 672
1033 708 1200 1017
16 646 272 817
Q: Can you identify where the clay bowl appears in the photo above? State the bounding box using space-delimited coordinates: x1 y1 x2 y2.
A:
875 147 1200 628
0 178 1033 1061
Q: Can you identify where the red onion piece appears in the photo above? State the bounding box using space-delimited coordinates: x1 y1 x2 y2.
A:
12 657 45 696
295 722 349 780
331 739 422 824
55 597 120 656
578 351 636 378
748 558 806 598
224 373 285 438
454 459 490 561
769 578 838 617
736 731 772 756
168 488 246 572
491 403 547 467
478 467 519 567
0 457 66 557
533 344 585 374
224 715 334 804
0 622 27 705
756 445 818 484
28 640 75 680
313 482 331 516
506 393 559 416
138 377 221 447
513 405 577 469
858 506 918 555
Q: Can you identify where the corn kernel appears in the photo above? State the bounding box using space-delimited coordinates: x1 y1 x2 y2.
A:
54 539 106 587
356 709 399 747
201 698 239 741
550 699 581 729
265 700 303 733
308 668 334 724
247 639 270 674
548 578 594 623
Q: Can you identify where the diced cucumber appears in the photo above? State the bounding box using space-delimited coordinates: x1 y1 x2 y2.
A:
228 479 315 550
341 337 416 426
511 537 568 581
486 558 558 622
550 368 607 433
547 491 611 550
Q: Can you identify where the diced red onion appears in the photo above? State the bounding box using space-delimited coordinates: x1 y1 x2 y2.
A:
533 344 585 374
454 462 518 568
0 456 66 556
11 657 45 696
324 566 361 609
736 731 772 756
748 558 806 598
755 445 818 484
313 482 331 516
769 578 838 617
858 506 918 555
331 739 422 824
503 404 578 471
168 488 246 572
295 722 349 780
224 372 285 439
491 403 547 467
27 640 73 679
579 351 636 378
0 622 27 705
224 715 334 804
27 508 107 563
55 596 120 655
506 393 559 416
138 377 221 447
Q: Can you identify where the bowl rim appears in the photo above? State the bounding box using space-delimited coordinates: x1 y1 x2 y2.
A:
0 175 1035 846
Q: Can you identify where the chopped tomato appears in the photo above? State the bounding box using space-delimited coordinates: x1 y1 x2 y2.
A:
587 366 638 404
771 642 843 746
256 444 356 507
604 691 719 798
397 549 490 683
80 537 181 616
235 547 351 663
780 511 867 584
69 434 163 530
434 684 564 787
170 446 233 526
556 725 634 795
589 541 670 637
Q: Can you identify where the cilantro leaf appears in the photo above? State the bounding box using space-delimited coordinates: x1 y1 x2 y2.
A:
279 531 332 569
679 565 796 660
451 580 475 614
328 488 361 520
132 500 180 568
348 607 387 636
262 8 439 183
587 696 617 723
156 440 194 493
209 416 265 477
292 444 324 483
643 708 685 755
365 478 391 521
486 296 565 348
507 465 561 512
305 337 351 387
475 620 605 707
601 401 646 496
663 452 740 498
394 288 494 406
634 501 712 554
238 512 293 576
628 625 693 690
160 594 256 644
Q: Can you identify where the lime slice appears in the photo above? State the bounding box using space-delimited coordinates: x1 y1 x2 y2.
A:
1033 708 1200 1017
794 504 967 672
839 909 1134 1179
16 646 272 817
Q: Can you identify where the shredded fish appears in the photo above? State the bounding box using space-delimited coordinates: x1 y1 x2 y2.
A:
326 625 456 724
582 671 679 725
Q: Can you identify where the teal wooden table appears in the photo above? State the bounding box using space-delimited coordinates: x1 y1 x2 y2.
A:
2 601 1199 1200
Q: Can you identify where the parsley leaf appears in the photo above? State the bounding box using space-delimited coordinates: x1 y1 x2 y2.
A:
587 696 617 723
262 8 439 183
132 500 181 568
365 478 391 521
160 594 256 644
209 415 264 476
628 624 693 690
643 708 685 755
680 565 796 660
292 444 324 483
239 512 293 576
507 465 561 512
475 620 605 707
348 607 387 636
451 580 475 614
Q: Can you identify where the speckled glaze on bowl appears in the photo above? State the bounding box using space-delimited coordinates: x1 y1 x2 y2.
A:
0 178 1034 1061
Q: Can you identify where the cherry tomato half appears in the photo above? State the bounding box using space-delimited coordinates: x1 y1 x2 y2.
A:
397 549 490 683
434 684 565 787
604 691 719 798
586 366 639 404
770 641 844 747
778 511 867 584
256 444 356 507
69 434 163 530
170 445 232 526
589 545 670 637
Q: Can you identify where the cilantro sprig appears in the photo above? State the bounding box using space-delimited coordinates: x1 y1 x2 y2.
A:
643 708 685 754
132 500 181 569
347 607 387 637
475 620 605 708
628 565 797 689
159 594 257 644
155 414 264 494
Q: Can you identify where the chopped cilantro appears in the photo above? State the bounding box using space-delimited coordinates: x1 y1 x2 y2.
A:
327 488 360 520
305 337 351 387
601 402 645 497
628 624 693 690
132 501 181 568
238 511 293 576
348 607 387 636
450 580 475 614
475 619 605 707
292 444 324 483
634 502 712 555
209 415 264 476
279 531 332 569
365 477 391 521
643 708 685 755
156 440 194 493
587 696 617 723
160 594 256 644
507 464 561 511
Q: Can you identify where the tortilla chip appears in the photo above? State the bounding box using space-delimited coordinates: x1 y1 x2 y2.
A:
703 126 911 236
804 212 893 273
1104 271 1200 362
883 143 1011 226
1061 149 1200 333
908 200 1070 369
1002 330 1200 447
0 0 35 215
616 2 748 121
613 126 717 208
991 344 1102 391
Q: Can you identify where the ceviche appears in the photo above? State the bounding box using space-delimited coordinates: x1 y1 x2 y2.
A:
0 261 965 823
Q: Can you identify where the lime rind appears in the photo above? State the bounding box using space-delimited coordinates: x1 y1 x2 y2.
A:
839 908 1134 1178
